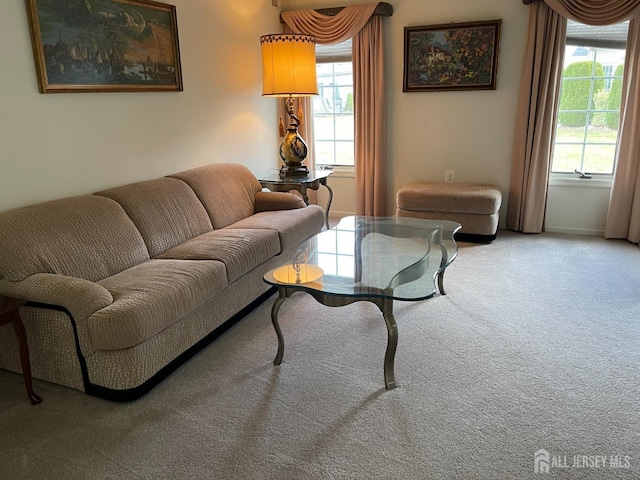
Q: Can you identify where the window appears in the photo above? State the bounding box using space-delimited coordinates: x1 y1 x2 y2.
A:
313 41 354 167
551 22 628 176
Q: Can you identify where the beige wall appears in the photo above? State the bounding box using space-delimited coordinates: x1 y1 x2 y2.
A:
2 0 608 234
285 0 529 221
0 0 282 212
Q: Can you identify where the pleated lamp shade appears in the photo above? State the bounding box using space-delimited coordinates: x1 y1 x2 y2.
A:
260 34 318 97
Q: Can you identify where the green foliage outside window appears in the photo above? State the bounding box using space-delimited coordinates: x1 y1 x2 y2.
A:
558 61 605 127
591 90 609 127
606 64 624 130
343 92 354 113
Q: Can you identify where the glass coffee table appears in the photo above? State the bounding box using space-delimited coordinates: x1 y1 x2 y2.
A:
263 216 461 390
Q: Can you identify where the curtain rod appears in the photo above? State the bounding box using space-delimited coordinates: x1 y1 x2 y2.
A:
280 2 393 23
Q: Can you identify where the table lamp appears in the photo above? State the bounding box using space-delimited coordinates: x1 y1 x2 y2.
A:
260 34 318 177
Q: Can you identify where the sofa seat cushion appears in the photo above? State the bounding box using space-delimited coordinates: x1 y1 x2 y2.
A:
227 206 325 252
90 259 228 351
156 229 280 283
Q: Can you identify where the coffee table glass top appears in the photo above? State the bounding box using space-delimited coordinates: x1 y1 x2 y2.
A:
264 216 461 301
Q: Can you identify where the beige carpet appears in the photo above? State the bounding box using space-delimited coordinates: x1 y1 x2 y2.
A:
0 231 639 479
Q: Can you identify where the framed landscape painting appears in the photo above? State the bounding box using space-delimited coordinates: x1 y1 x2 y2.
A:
25 0 183 93
403 19 502 92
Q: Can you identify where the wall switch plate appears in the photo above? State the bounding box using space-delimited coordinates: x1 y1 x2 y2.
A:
445 171 455 183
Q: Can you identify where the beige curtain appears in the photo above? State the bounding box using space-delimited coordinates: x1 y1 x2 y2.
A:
353 16 385 216
509 0 640 234
282 3 387 216
507 3 566 232
604 17 640 242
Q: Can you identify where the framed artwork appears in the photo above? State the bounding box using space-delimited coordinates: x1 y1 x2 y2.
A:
403 19 502 92
25 0 183 93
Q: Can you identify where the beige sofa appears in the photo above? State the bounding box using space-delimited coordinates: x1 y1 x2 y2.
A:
0 163 324 401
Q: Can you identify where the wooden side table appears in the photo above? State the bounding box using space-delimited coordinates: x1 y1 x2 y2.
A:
0 296 42 404
257 170 334 230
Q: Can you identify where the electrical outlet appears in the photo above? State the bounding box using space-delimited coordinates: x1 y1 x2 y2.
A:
272 0 278 6
445 171 455 183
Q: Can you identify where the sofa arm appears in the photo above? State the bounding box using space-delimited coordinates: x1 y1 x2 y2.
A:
255 191 306 212
0 273 113 322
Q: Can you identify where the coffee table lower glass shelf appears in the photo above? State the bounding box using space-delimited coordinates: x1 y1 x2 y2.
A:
263 215 461 390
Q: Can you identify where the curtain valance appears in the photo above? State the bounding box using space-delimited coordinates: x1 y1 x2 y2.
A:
281 3 379 45
542 0 640 25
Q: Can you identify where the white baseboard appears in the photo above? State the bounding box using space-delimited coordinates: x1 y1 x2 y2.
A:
327 215 605 237
544 226 604 236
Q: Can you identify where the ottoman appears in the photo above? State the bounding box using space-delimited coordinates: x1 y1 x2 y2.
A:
396 182 502 243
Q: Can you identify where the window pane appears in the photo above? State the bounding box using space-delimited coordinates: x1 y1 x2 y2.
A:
335 141 354 165
314 140 335 165
555 125 586 143
335 113 354 141
552 144 583 172
335 73 352 86
585 122 617 144
314 114 334 140
313 61 354 167
316 63 334 76
583 144 616 174
552 40 625 175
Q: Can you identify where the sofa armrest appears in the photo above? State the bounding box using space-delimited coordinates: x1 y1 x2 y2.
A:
255 191 306 212
0 273 113 322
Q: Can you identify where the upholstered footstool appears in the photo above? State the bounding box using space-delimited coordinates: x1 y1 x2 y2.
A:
396 182 502 242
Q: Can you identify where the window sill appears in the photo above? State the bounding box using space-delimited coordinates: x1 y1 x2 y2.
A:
318 165 355 179
549 174 613 189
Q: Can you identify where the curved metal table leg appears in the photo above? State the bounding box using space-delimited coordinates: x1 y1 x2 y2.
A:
437 270 446 295
301 190 310 206
271 289 287 365
268 287 400 390
322 181 334 230
382 309 398 390
437 241 448 295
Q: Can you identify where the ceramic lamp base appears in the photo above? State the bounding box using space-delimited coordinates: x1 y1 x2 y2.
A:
279 126 309 178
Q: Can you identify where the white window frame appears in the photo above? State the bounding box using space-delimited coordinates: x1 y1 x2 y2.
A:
550 22 627 185
313 41 354 175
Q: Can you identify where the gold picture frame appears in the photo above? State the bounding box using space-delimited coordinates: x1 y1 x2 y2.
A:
25 0 183 93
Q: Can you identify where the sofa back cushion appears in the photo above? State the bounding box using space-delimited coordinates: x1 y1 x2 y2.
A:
0 196 149 282
95 177 213 257
168 163 262 229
